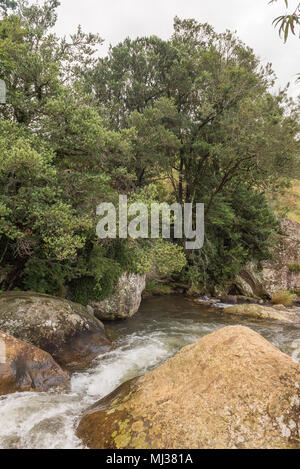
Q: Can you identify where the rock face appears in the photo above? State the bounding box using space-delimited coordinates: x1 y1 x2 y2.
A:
233 218 300 297
223 304 298 323
262 218 300 294
77 326 300 449
0 330 70 395
0 292 112 371
90 272 146 320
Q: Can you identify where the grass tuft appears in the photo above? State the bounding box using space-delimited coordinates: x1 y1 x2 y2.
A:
271 290 296 307
288 263 300 273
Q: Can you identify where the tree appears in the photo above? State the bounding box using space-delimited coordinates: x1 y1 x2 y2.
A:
0 0 102 125
126 98 181 186
90 18 299 206
88 17 299 290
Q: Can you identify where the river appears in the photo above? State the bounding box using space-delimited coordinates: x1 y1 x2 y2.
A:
0 296 299 449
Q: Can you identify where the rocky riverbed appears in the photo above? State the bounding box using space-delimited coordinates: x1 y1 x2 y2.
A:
0 295 299 449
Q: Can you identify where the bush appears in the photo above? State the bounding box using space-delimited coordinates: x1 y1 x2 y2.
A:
271 290 296 306
70 244 123 305
288 263 300 273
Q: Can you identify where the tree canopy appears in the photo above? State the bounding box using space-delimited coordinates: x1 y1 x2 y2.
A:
0 1 299 298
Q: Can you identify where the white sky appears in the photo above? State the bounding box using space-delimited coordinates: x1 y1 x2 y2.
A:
53 0 300 98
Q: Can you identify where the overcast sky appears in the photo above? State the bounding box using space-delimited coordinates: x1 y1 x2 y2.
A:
53 0 300 97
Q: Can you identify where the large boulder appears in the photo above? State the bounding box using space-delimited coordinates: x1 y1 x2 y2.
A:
0 292 112 371
0 330 70 395
90 272 146 320
223 304 298 323
77 326 300 449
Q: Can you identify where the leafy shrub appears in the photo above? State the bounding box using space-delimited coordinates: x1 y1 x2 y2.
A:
69 244 122 305
23 259 72 296
132 239 186 276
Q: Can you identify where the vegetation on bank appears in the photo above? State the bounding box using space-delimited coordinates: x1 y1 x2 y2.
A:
0 0 299 302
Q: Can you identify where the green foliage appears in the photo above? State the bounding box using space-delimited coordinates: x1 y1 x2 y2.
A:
0 0 102 125
131 239 187 276
126 98 181 185
71 246 122 305
22 258 72 296
181 185 279 292
0 119 90 261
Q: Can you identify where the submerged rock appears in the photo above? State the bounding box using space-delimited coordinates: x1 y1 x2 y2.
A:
223 304 297 323
0 330 70 395
219 295 238 305
90 272 146 320
272 304 288 311
236 295 261 304
0 292 112 371
77 326 300 449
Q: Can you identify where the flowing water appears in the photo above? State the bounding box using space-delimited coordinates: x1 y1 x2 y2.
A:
0 296 299 449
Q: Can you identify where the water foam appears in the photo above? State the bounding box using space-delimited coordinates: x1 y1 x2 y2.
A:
0 332 172 449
